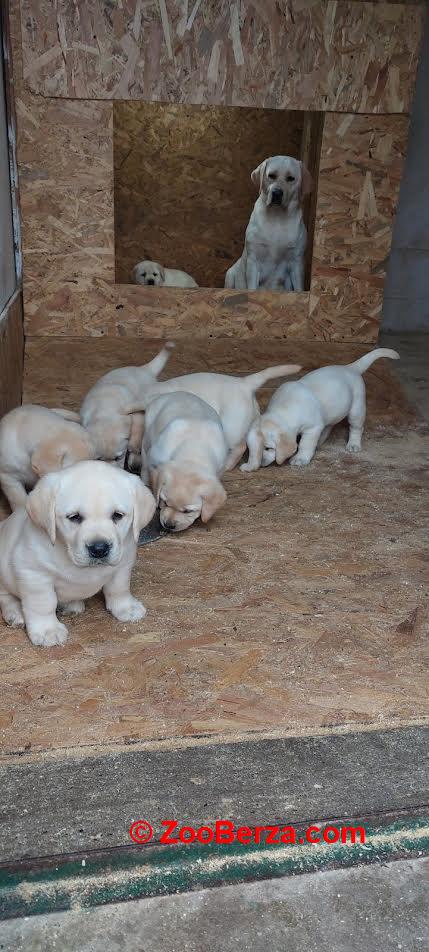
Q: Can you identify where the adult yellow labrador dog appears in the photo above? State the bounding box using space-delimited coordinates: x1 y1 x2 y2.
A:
0 461 155 647
225 155 312 292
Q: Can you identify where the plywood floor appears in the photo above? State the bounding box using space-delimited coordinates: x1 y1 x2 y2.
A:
0 337 428 755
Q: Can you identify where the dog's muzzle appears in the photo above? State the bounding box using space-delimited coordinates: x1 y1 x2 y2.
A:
146 278 155 286
271 188 283 206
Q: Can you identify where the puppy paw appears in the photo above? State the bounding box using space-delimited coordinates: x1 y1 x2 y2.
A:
346 442 361 454
3 605 25 628
240 462 256 473
59 600 85 616
290 456 311 467
109 598 147 623
29 621 68 647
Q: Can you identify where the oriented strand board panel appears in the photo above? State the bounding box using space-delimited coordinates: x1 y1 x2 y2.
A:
0 291 24 417
19 1 424 113
310 113 410 341
0 336 427 754
114 102 304 288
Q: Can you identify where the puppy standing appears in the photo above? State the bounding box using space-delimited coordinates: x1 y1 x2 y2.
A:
0 405 96 511
80 343 174 468
242 349 400 471
132 261 199 289
0 461 156 646
142 392 228 532
225 156 312 292
138 363 300 472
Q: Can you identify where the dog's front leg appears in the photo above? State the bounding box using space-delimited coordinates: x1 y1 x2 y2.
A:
103 560 147 623
289 258 304 292
245 256 260 290
21 580 68 647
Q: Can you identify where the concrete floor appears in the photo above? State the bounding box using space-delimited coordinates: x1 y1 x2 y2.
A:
2 858 428 952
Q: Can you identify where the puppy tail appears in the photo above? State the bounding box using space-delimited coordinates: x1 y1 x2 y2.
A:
244 364 301 392
348 348 400 375
145 341 175 378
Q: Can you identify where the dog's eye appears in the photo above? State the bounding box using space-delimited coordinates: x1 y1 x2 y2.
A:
286 175 295 182
112 511 124 522
268 172 277 180
67 512 83 524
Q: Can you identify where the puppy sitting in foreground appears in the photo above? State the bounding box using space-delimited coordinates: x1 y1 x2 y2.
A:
225 156 312 292
242 349 400 471
139 363 300 472
0 461 156 647
0 405 96 511
80 343 174 468
132 260 198 289
142 392 228 532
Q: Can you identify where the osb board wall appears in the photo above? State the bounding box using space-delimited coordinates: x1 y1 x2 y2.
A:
114 102 304 288
10 1 423 342
19 0 423 112
0 291 24 417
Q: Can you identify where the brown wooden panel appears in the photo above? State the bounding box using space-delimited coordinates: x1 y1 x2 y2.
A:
114 102 304 288
0 291 24 417
19 1 423 114
310 113 409 342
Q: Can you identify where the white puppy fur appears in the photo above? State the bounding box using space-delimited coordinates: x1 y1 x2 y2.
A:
132 260 198 289
142 391 228 532
138 363 301 472
0 405 96 511
0 461 156 647
80 343 174 468
225 156 312 292
242 348 400 471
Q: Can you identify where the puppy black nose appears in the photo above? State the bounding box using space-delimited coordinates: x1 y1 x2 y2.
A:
163 520 175 531
87 540 111 559
146 278 155 285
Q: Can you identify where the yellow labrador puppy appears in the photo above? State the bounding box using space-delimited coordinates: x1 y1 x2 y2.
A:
0 461 156 646
139 363 301 471
225 156 312 292
0 405 96 511
142 392 228 532
80 343 174 467
132 260 198 289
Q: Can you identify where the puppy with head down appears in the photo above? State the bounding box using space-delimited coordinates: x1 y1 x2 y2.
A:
80 343 174 468
242 348 400 471
0 461 156 646
225 155 312 292
0 405 96 511
142 392 228 532
132 260 198 289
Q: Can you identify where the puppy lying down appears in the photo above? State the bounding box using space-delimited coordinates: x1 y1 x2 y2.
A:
243 348 400 471
0 405 96 511
142 392 228 532
0 461 156 646
139 362 300 472
132 261 198 289
80 343 174 468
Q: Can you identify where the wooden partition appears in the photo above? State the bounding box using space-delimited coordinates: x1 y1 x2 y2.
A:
10 0 425 343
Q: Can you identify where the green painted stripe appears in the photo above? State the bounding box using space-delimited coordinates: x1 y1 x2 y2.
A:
1 817 428 921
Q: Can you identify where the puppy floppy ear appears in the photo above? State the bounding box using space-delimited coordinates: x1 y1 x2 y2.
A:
275 434 298 466
300 163 313 198
158 264 165 284
31 440 66 477
200 478 227 524
251 159 268 192
26 472 60 544
130 478 156 542
149 467 164 505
